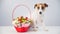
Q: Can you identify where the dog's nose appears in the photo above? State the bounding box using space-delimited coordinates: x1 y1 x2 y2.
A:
39 12 42 14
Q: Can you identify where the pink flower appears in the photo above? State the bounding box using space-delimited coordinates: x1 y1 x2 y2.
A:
22 23 30 27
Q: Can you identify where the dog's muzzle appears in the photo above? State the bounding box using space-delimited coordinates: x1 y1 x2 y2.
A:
39 12 42 14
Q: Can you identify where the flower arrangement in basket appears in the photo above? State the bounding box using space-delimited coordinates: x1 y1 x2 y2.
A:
12 4 32 32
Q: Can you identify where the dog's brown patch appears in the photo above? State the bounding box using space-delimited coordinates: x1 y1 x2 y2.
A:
34 3 48 10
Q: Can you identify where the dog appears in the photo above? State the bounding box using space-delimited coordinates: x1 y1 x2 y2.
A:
31 3 48 31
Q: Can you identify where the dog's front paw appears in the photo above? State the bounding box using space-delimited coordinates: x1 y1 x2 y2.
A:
33 28 38 32
32 27 38 32
44 29 48 31
44 28 48 31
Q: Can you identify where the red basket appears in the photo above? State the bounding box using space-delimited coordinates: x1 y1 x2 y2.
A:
14 26 30 32
12 4 31 32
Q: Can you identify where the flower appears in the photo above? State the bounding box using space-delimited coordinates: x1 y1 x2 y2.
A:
12 16 32 27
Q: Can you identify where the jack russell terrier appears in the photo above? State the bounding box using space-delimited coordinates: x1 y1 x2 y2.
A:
31 3 48 31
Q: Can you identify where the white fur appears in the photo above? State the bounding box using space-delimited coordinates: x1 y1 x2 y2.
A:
31 5 48 31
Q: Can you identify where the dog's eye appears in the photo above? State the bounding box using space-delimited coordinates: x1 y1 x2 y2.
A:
42 7 44 10
37 7 40 10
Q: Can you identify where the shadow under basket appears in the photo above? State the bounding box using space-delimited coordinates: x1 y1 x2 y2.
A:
14 26 30 32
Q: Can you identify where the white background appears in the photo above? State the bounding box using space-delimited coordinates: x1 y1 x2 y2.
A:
0 0 60 26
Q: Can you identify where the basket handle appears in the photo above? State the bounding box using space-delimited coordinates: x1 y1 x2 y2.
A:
12 4 31 20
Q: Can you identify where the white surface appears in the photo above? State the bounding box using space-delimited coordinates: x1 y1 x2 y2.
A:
0 26 60 34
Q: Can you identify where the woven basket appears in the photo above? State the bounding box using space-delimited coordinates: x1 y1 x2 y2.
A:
12 4 32 32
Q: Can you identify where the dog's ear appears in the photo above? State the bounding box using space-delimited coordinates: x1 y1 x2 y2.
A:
34 4 37 8
44 3 48 7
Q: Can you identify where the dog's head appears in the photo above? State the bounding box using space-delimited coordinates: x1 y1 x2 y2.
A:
34 3 48 14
